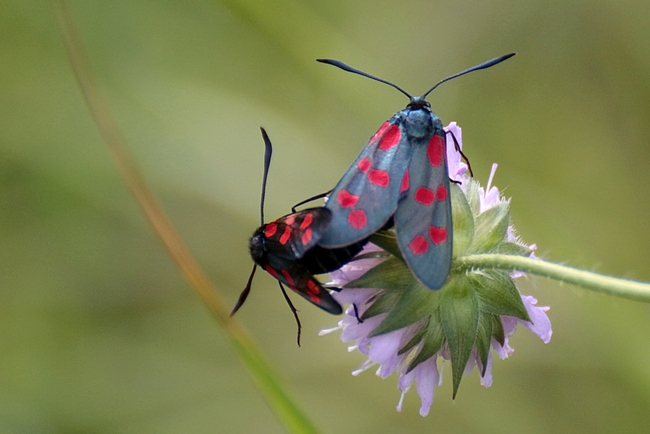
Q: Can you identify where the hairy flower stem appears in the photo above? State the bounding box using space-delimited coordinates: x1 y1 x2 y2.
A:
456 254 650 303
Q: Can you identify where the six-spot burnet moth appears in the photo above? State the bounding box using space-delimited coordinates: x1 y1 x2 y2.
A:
316 53 516 290
230 128 368 345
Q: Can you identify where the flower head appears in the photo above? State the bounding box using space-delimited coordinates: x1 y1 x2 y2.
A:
321 123 551 416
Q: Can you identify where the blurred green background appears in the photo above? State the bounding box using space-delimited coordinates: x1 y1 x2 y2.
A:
2 0 650 432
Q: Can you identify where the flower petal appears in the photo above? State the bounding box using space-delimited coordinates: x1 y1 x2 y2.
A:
415 358 439 417
520 295 552 343
480 353 493 387
445 122 469 181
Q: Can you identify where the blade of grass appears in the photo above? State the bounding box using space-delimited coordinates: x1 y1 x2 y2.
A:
52 2 321 432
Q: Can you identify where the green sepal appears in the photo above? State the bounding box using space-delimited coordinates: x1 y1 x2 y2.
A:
471 270 530 321
398 317 429 355
352 251 393 261
475 312 494 376
439 278 479 399
469 201 510 253
361 290 402 319
463 176 481 216
491 314 505 347
406 313 445 372
344 257 412 291
368 282 438 338
451 183 475 257
369 230 404 262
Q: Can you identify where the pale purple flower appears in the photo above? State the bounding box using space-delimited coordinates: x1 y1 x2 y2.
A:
320 122 551 416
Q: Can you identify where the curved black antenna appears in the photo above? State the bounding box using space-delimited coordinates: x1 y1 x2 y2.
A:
421 53 516 99
230 264 257 317
231 128 273 317
259 127 273 226
317 53 516 102
317 59 412 99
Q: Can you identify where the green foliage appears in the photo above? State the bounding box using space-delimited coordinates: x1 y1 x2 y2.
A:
3 0 650 432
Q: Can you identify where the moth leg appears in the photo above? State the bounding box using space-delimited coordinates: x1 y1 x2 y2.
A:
291 190 332 213
352 303 364 324
447 130 474 178
278 282 302 347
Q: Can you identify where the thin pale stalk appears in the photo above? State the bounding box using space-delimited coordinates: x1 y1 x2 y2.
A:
52 1 320 432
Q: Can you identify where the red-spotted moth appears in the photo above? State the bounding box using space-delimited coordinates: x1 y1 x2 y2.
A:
317 54 515 290
231 128 367 345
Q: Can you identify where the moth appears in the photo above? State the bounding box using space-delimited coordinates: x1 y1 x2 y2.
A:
231 128 367 345
317 54 515 290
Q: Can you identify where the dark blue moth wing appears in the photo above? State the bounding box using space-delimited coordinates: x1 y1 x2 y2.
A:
319 114 415 248
394 122 452 290
263 257 343 314
262 208 332 260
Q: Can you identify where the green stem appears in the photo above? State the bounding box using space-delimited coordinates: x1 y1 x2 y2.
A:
52 1 320 432
457 254 650 303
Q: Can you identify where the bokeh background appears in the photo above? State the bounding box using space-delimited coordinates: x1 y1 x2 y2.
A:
2 0 650 432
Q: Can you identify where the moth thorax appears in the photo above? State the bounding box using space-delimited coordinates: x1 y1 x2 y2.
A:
248 231 267 265
403 108 436 139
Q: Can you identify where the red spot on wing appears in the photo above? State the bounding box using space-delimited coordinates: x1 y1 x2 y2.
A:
279 226 292 245
370 122 390 143
358 158 371 173
368 169 389 187
400 169 409 193
306 280 320 295
337 190 359 208
429 226 448 245
436 185 448 201
301 228 312 246
379 125 401 151
427 135 444 167
414 187 435 205
281 269 295 287
265 265 278 279
306 280 321 304
264 223 277 238
347 209 368 230
299 213 313 229
284 215 296 225
409 235 429 255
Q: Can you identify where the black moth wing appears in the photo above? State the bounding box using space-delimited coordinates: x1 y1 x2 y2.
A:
300 241 368 274
263 207 332 260
263 257 343 314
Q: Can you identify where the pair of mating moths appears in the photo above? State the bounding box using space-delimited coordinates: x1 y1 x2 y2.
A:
231 54 515 342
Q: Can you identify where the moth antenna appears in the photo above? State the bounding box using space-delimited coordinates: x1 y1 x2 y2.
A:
230 264 257 316
421 53 516 99
278 282 302 347
259 127 273 226
317 59 412 100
